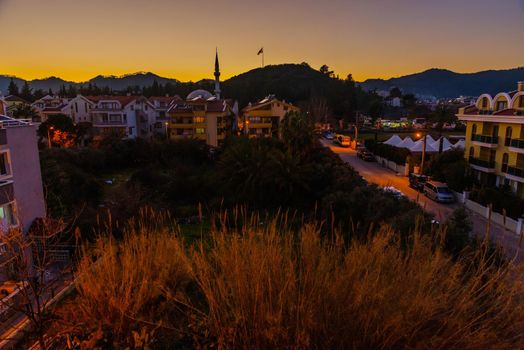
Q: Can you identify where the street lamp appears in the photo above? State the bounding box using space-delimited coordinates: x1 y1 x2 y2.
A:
416 132 427 175
47 126 54 149
165 122 169 140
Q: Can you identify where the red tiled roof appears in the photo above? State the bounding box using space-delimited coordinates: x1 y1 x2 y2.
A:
85 95 139 107
494 108 516 116
167 99 231 114
463 105 479 114
4 95 29 103
148 95 182 103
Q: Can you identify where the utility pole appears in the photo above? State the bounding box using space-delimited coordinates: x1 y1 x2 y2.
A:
420 133 427 174
47 126 54 149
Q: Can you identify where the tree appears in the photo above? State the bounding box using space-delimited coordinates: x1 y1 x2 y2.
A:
20 82 33 101
444 206 472 257
12 104 39 121
38 114 77 148
402 93 417 109
281 111 316 157
8 79 19 96
0 219 71 349
389 87 402 98
319 65 334 78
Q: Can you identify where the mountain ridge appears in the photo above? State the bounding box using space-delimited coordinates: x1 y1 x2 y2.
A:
1 66 523 99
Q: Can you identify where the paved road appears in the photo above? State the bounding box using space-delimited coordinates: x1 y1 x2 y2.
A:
322 140 523 262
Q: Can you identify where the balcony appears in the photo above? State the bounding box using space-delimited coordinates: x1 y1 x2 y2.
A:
469 157 496 173
505 166 524 183
471 134 498 148
509 139 524 154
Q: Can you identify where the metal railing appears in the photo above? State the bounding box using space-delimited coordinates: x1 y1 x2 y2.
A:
472 134 498 144
510 139 524 149
507 166 524 179
469 157 495 169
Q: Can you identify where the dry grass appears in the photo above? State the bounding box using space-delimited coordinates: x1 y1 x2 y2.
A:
60 211 524 349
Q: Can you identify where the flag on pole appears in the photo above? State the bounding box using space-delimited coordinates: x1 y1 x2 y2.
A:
257 47 264 55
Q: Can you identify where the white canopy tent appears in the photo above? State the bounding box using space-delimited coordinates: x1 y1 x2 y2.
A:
430 137 453 152
409 139 438 153
383 134 403 146
397 137 415 149
451 139 465 149
425 135 437 145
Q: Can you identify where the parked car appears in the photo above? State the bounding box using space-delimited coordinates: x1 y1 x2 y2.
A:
357 148 375 161
423 181 455 203
334 134 351 147
322 131 335 140
382 186 404 199
409 173 428 192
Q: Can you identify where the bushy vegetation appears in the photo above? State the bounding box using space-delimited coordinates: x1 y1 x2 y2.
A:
425 148 472 191
470 186 524 220
50 212 522 349
41 113 428 241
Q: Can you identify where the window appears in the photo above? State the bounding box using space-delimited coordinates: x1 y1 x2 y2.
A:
84 104 88 113
520 97 524 108
481 97 488 108
469 147 475 159
496 101 507 111
194 117 205 123
75 103 78 113
471 124 477 140
505 127 512 146
502 153 509 173
0 202 17 228
0 152 10 177
195 128 205 134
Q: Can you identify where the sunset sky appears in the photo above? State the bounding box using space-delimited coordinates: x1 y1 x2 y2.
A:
1 0 523 82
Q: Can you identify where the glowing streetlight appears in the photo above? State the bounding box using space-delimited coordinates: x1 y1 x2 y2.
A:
165 122 169 140
47 126 54 149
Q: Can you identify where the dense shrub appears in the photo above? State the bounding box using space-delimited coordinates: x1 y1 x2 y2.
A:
426 148 472 191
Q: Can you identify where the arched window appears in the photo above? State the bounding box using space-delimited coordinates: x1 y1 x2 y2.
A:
505 126 512 146
481 97 488 108
471 124 477 141
469 147 475 160
502 153 509 173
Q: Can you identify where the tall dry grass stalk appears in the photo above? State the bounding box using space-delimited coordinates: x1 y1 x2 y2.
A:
65 210 524 349
71 209 191 339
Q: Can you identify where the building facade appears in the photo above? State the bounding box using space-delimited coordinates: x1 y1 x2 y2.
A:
241 95 299 138
457 82 524 196
166 50 237 147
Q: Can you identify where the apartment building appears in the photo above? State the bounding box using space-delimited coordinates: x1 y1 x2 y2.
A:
86 95 156 140
0 97 5 115
166 50 238 146
3 95 30 118
166 90 236 147
241 95 299 138
457 82 524 196
149 95 182 136
32 95 71 122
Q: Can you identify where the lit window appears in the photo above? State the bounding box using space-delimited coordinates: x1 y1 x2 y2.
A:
0 202 17 228
195 128 205 134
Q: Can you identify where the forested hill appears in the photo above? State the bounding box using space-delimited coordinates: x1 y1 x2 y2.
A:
360 68 524 98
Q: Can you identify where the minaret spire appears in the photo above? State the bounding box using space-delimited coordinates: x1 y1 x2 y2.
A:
214 48 221 99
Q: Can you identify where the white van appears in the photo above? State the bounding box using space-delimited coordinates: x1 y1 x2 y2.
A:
423 181 455 203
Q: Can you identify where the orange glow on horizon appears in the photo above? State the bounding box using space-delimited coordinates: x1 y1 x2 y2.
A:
0 0 522 83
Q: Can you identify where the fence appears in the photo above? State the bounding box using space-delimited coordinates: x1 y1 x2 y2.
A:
454 191 522 235
375 156 408 176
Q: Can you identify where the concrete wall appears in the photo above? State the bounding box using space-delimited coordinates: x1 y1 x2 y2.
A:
375 155 407 175
455 190 520 235
6 125 46 232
